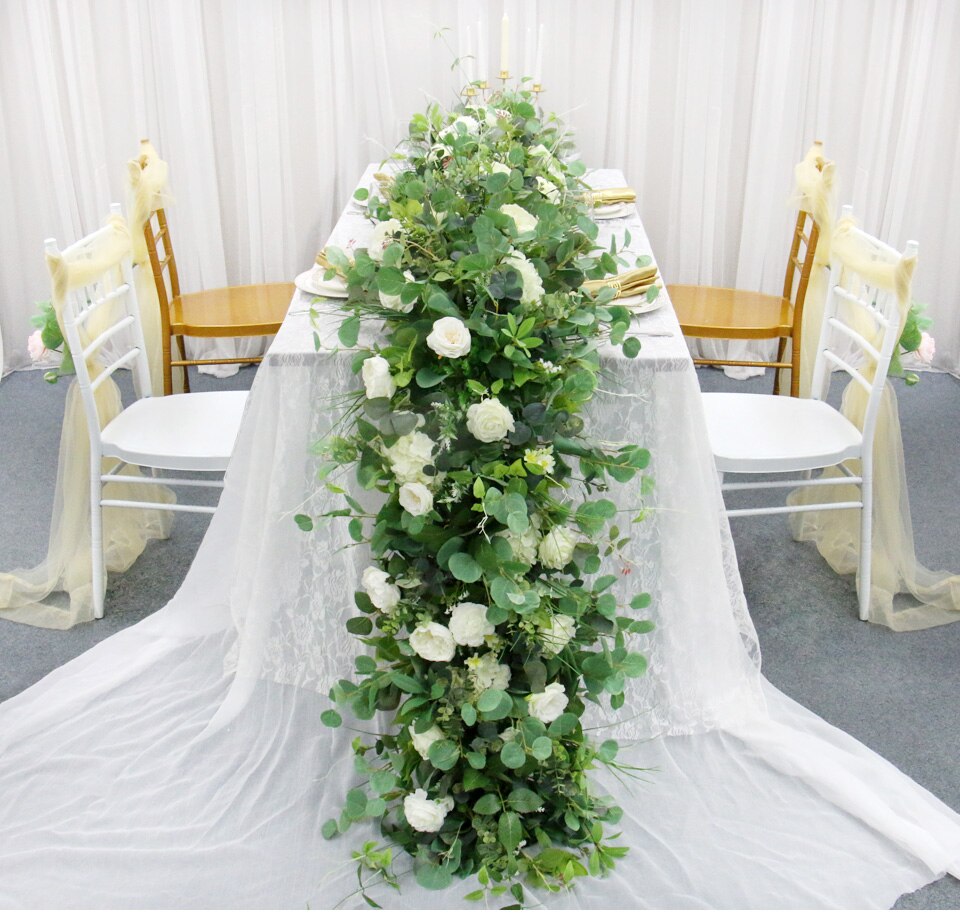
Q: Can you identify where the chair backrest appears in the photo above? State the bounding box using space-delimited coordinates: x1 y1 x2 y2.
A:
810 204 918 451
781 150 829 324
45 205 154 441
142 201 181 327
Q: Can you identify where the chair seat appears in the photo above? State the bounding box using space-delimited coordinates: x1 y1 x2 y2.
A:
171 282 294 336
702 392 863 473
669 284 793 338
101 391 248 472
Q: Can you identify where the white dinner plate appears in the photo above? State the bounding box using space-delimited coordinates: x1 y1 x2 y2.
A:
612 291 664 314
294 269 349 299
592 202 635 220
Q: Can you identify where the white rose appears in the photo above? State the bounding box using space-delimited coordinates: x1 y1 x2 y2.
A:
383 431 435 484
379 270 416 312
466 397 515 443
538 526 578 569
536 175 560 202
488 161 512 176
27 330 48 362
504 252 545 305
426 316 471 358
448 601 494 647
403 788 450 833
467 652 511 692
367 219 403 262
409 724 445 760
399 481 433 517
361 566 400 613
504 525 539 566
409 621 456 662
447 114 480 135
527 682 568 723
918 331 936 364
361 355 396 400
428 142 453 163
538 614 577 654
500 203 538 235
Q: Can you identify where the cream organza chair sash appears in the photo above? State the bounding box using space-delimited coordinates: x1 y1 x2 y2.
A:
789 215 960 630
0 211 174 629
789 142 837 399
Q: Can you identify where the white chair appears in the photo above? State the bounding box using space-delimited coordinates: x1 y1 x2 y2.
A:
46 205 248 619
702 206 918 621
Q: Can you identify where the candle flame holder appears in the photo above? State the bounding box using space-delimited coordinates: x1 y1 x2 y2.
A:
498 70 511 84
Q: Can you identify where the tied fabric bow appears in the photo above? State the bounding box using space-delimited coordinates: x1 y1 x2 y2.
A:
581 264 659 298
583 186 637 206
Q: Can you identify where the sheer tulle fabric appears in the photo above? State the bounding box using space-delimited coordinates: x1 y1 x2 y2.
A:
0 217 173 629
789 217 960 630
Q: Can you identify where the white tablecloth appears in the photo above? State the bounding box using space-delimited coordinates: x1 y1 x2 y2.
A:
0 169 957 908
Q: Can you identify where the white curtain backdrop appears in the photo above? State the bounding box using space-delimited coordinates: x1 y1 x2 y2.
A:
1 0 958 377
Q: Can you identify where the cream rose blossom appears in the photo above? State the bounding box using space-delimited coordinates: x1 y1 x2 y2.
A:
398 481 433 517
409 621 456 662
500 203 538 235
527 682 569 723
918 331 936 364
403 788 452 833
383 431 435 484
409 724 445 760
448 602 494 647
361 355 396 400
504 252 545 305
538 526 578 569
361 566 400 613
426 316 472 358
379 270 416 312
467 652 511 692
27 330 48 362
466 398 515 443
504 525 539 566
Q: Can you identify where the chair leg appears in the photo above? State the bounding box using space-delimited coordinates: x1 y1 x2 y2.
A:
177 336 191 393
772 337 788 396
162 330 173 396
858 474 873 622
91 462 106 620
789 332 801 398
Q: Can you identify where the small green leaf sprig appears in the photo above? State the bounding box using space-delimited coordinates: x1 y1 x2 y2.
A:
308 88 655 906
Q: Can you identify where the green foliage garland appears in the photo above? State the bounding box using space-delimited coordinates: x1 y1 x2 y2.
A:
310 88 655 905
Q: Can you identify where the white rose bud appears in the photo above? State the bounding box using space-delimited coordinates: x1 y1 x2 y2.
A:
500 203 538 235
409 724 445 760
403 788 449 833
367 218 403 263
536 175 560 202
361 355 396 400
361 566 400 613
527 682 569 723
399 481 433 517
426 316 471 358
409 621 456 662
379 270 416 312
448 601 494 647
488 161 512 175
538 526 578 569
538 614 577 654
466 397 515 443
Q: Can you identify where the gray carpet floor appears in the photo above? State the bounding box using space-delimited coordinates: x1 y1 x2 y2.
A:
0 361 958 909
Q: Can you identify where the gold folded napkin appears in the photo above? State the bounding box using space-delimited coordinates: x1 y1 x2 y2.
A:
582 265 659 298
315 248 348 278
584 186 637 206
